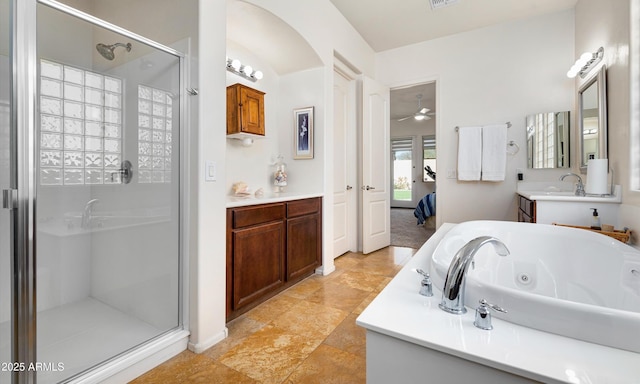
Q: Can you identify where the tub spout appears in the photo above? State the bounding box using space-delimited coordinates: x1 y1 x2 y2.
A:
81 199 99 229
439 236 509 314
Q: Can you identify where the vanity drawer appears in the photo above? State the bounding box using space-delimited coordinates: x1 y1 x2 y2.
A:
286 197 321 218
231 203 286 229
518 196 536 223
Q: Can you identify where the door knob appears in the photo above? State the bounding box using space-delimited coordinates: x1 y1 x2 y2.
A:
346 185 353 190
361 185 376 191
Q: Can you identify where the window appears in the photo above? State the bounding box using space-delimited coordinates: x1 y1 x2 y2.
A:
137 85 173 183
39 60 123 185
422 135 436 182
391 138 413 201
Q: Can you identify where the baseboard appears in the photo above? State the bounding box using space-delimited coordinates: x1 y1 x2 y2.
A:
316 264 336 276
187 327 228 354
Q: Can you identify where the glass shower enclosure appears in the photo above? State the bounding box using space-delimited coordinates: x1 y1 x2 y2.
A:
3 1 185 382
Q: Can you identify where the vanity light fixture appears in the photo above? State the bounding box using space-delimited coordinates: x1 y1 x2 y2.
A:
567 47 604 79
226 57 263 82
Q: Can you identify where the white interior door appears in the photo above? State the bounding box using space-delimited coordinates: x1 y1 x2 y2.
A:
332 67 357 258
362 76 390 254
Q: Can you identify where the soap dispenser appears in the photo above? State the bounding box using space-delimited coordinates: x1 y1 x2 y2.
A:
590 208 601 230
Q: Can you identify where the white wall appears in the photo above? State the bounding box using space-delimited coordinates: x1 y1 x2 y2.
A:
575 0 640 246
377 10 576 225
278 68 325 194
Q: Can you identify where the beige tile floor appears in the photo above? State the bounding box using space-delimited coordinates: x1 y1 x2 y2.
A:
130 246 416 384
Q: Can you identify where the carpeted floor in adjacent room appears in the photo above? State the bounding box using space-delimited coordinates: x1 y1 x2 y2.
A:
390 208 435 250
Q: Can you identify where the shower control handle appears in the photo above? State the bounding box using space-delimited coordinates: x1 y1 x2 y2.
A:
110 160 134 184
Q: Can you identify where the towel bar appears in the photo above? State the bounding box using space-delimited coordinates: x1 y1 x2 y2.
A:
455 122 512 132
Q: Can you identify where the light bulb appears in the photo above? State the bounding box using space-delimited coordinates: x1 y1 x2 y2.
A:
242 65 253 76
253 70 263 80
414 114 426 121
231 59 241 71
580 52 593 61
567 69 576 78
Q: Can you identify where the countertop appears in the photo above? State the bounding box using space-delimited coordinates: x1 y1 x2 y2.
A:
517 182 621 203
356 223 640 383
226 191 323 208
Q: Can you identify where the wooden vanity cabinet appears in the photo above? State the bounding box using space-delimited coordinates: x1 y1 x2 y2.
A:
226 203 286 317
226 197 322 320
226 83 265 136
286 198 322 283
517 195 536 223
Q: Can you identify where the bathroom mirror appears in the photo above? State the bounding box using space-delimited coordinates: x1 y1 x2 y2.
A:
578 65 607 172
526 111 570 168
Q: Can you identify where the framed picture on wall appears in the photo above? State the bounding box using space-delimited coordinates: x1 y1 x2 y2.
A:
293 106 314 159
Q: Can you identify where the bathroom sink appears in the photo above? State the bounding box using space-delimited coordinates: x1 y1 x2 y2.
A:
517 185 622 203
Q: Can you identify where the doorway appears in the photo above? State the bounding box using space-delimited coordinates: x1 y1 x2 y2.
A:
389 82 437 248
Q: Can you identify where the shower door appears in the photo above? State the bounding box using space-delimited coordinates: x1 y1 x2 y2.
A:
33 2 183 383
1 1 12 383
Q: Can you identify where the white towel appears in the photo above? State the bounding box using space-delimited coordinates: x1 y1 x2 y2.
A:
481 124 508 181
457 126 482 181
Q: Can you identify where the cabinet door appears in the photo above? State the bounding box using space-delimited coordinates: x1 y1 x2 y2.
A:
240 87 265 135
231 221 285 311
287 213 321 282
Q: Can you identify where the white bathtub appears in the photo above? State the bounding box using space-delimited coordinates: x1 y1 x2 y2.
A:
430 220 640 353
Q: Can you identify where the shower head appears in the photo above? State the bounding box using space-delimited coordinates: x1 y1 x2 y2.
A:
96 42 132 61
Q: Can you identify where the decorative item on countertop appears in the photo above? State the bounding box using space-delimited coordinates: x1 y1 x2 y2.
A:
590 208 601 230
254 188 264 198
552 222 631 243
273 155 287 192
232 181 251 198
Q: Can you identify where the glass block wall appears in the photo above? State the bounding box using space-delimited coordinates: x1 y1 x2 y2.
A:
39 60 123 185
137 85 172 183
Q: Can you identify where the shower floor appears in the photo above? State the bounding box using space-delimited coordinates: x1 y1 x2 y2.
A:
35 297 161 383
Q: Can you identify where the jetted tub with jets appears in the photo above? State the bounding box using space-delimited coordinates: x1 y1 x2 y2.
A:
357 220 640 384
430 220 640 353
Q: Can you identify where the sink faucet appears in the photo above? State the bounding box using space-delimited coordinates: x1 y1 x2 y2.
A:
439 236 510 314
560 173 586 196
81 199 99 229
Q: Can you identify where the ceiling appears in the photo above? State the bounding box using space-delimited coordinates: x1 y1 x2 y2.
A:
391 82 436 124
329 0 578 128
329 0 578 52
227 0 579 128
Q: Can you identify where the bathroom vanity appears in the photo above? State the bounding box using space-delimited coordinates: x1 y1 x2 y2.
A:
516 182 621 226
226 195 322 320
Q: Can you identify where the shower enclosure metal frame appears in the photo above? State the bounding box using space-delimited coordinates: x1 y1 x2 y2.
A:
9 0 189 382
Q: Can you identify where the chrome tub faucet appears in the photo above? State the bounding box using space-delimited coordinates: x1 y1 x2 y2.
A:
81 198 99 229
439 236 510 314
560 172 586 196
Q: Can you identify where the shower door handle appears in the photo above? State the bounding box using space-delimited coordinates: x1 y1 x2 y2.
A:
2 189 17 210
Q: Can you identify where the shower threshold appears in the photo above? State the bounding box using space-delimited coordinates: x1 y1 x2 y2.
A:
36 297 162 383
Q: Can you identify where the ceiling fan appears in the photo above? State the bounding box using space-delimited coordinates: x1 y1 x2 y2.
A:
397 94 435 122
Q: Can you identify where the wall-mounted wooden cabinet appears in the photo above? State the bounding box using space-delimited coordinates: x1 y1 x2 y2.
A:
226 83 265 136
226 197 322 321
